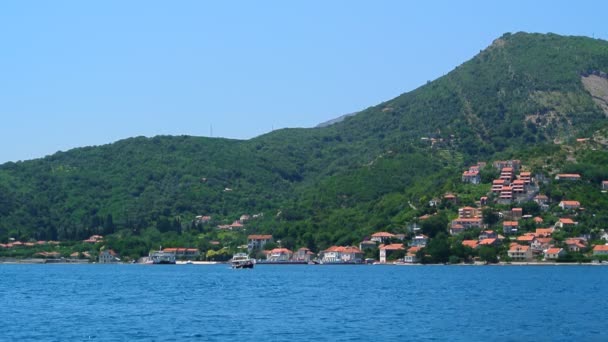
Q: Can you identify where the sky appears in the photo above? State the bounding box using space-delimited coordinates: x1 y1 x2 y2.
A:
0 0 607 163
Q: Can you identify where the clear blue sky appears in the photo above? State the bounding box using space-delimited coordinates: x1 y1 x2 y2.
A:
0 0 606 163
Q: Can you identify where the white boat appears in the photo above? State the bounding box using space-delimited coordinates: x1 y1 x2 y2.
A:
231 253 255 269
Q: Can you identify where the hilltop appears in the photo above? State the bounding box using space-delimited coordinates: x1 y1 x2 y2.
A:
0 32 607 259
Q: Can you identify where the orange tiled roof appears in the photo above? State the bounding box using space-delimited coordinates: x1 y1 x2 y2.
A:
248 234 273 240
380 243 405 251
371 232 395 238
462 240 479 248
545 248 562 254
479 238 497 245
593 245 608 252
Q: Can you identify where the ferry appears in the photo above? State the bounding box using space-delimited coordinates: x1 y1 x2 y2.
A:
231 253 255 269
149 250 176 264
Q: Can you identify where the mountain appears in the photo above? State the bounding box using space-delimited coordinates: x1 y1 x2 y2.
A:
315 112 359 128
1 32 607 253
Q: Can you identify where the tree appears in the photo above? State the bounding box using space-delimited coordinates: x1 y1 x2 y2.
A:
478 246 498 263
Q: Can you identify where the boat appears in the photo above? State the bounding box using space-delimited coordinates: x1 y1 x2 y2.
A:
149 249 176 264
231 253 255 269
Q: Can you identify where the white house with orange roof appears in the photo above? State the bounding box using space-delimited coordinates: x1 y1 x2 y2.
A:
370 232 395 244
266 248 293 262
592 245 608 256
559 200 581 210
458 206 479 218
508 245 533 261
492 179 506 193
554 218 577 229
544 248 566 260
320 246 363 264
293 247 314 262
404 246 422 263
564 238 587 252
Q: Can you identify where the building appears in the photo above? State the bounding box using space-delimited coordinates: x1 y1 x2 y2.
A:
493 160 521 172
519 172 532 184
500 167 514 182
492 179 506 193
404 246 422 263
479 238 499 247
162 248 200 260
511 180 526 194
503 221 519 235
293 247 314 262
592 245 608 256
479 230 497 240
462 170 481 184
535 228 554 237
379 244 405 263
411 235 429 247
99 249 120 263
84 235 103 244
534 195 549 205
370 232 396 244
559 200 581 210
564 238 587 252
554 218 577 229
320 246 363 264
544 248 565 260
266 248 293 262
508 245 533 261
602 181 608 191
555 174 581 181
511 208 523 220
451 218 483 230
458 206 479 219
359 240 378 250
247 235 273 251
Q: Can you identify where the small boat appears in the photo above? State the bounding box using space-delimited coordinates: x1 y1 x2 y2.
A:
231 253 255 269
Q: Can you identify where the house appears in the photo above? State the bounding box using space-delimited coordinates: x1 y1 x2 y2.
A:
320 246 363 264
370 232 395 244
602 181 608 191
493 160 521 172
555 174 581 181
592 245 608 256
480 196 488 206
293 247 314 262
230 221 244 229
516 234 536 245
266 248 293 262
499 186 513 201
450 224 466 235
84 235 103 243
508 245 533 261
99 249 120 263
503 221 519 235
458 206 479 218
462 240 479 249
239 214 251 223
195 215 212 223
247 235 273 251
379 243 405 263
535 228 554 237
533 217 544 224
411 235 429 247
554 218 577 229
564 238 587 252
559 200 581 210
444 193 458 203
359 240 378 250
511 208 523 220
534 194 549 205
479 230 497 240
462 170 481 184
404 246 422 263
162 248 200 259
532 238 554 254
451 218 483 232
544 248 566 260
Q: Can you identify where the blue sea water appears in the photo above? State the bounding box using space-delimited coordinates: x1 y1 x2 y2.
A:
1 264 607 341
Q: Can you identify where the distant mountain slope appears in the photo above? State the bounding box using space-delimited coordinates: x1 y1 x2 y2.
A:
315 112 358 128
1 32 607 247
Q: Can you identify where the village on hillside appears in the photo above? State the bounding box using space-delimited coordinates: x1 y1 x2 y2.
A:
1 159 608 265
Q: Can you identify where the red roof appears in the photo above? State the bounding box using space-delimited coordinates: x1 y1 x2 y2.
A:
379 243 405 251
509 245 530 252
248 234 273 240
560 200 580 207
503 221 518 227
516 235 535 242
407 246 422 254
559 218 576 225
479 238 497 245
371 232 395 238
593 245 608 252
269 248 293 254
462 240 479 248
545 248 563 254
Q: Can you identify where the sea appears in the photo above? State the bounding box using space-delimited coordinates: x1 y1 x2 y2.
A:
1 264 607 342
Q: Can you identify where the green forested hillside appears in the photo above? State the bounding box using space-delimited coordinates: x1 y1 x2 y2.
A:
1 32 607 257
